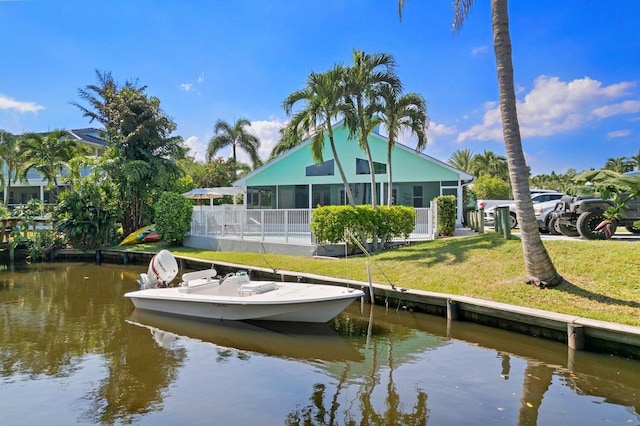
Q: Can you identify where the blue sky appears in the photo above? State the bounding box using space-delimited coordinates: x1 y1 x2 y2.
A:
1 0 639 176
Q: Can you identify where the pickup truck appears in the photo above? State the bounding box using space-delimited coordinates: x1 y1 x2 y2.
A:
482 191 564 228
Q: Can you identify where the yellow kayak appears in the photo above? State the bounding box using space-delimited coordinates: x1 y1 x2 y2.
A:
119 224 156 246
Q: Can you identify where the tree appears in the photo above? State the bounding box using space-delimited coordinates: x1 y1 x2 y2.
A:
399 0 562 287
268 123 305 161
343 50 401 208
604 156 634 174
74 71 187 236
0 130 26 206
470 149 509 180
283 65 356 205
448 149 475 173
377 85 428 206
630 149 640 171
20 130 81 202
207 118 261 176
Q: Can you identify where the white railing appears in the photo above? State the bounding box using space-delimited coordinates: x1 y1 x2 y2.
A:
189 205 436 244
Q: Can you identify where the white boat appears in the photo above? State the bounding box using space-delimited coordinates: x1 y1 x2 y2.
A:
124 250 364 323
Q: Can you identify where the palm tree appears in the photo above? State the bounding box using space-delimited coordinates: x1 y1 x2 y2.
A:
283 65 356 205
604 156 634 173
399 0 562 287
0 131 26 206
470 150 509 180
20 130 80 202
343 50 401 208
448 149 475 173
630 149 640 171
268 123 304 161
207 118 261 176
377 85 428 206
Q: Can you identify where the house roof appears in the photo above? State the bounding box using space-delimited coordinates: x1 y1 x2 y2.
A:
66 128 107 148
234 121 473 186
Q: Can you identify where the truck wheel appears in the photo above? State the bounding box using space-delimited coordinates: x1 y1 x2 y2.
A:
625 225 640 234
576 211 616 240
509 212 518 229
547 216 560 235
557 222 579 237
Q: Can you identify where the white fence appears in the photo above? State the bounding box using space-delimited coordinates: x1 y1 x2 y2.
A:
190 204 437 245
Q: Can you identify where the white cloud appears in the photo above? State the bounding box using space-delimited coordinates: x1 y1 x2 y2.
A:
457 76 639 142
248 118 287 161
471 46 488 56
0 94 44 113
197 72 205 83
180 83 194 92
184 135 206 161
606 129 631 138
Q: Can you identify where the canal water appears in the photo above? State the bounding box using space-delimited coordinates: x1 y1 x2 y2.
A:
0 262 638 425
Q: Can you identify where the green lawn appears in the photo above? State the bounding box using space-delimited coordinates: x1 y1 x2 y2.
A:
128 233 640 327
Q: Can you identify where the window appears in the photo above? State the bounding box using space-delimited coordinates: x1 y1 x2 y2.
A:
305 160 334 176
413 186 423 208
355 158 386 175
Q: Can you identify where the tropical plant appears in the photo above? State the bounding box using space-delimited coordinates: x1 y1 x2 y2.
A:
54 178 120 249
20 130 81 202
435 195 457 236
154 191 193 245
470 149 509 180
399 0 562 287
448 149 475 173
630 149 640 171
283 65 356 205
343 50 401 208
207 118 261 176
604 156 635 174
377 85 428 206
74 70 187 236
470 174 511 200
268 123 305 161
0 130 27 206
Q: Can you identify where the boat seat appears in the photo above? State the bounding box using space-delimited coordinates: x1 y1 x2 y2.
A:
182 269 217 285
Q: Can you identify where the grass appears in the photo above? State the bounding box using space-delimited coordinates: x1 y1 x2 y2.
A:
126 232 640 327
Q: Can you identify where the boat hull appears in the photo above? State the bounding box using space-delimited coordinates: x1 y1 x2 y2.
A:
125 283 364 323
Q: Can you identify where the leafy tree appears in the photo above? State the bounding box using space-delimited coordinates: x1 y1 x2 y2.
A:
400 0 562 287
377 85 428 206
20 130 82 202
283 65 356 205
343 50 401 208
470 174 511 199
0 130 26 206
268 123 305 161
448 149 475 173
74 71 187 236
207 118 261 176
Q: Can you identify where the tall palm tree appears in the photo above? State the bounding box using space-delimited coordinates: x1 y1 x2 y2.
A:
20 130 79 202
604 156 634 173
399 0 562 287
377 85 428 206
207 118 261 176
0 130 26 206
448 149 474 173
283 65 356 205
343 50 401 208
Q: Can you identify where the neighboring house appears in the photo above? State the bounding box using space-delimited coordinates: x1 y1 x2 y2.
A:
1 128 107 208
233 121 473 225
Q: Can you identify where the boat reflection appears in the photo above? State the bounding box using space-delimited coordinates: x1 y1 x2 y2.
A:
127 309 365 362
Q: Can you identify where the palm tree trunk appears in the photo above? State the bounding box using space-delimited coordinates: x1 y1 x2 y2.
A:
327 127 355 206
387 146 393 206
492 0 562 287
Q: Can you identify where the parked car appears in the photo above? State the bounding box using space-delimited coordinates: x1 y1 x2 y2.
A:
485 191 564 228
550 194 640 239
535 199 564 233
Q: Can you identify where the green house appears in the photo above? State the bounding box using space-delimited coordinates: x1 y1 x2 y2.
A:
234 121 473 225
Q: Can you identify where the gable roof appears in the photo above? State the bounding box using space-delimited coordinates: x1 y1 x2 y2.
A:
234 121 473 186
66 128 107 148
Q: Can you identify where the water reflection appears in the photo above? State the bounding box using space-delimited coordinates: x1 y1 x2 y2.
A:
0 263 638 425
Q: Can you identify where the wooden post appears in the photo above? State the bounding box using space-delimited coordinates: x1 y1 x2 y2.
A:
447 298 459 320
568 324 585 350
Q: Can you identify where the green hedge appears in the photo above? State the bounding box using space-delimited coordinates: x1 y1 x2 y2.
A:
155 192 194 245
436 195 456 236
311 205 416 250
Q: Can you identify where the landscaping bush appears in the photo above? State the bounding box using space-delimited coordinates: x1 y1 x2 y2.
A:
436 195 456 236
155 192 193 245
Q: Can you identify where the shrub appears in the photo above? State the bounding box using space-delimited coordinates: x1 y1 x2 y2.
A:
436 195 456 236
155 192 193 245
470 175 511 200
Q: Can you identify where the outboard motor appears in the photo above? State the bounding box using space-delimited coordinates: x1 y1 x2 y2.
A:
137 249 179 289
